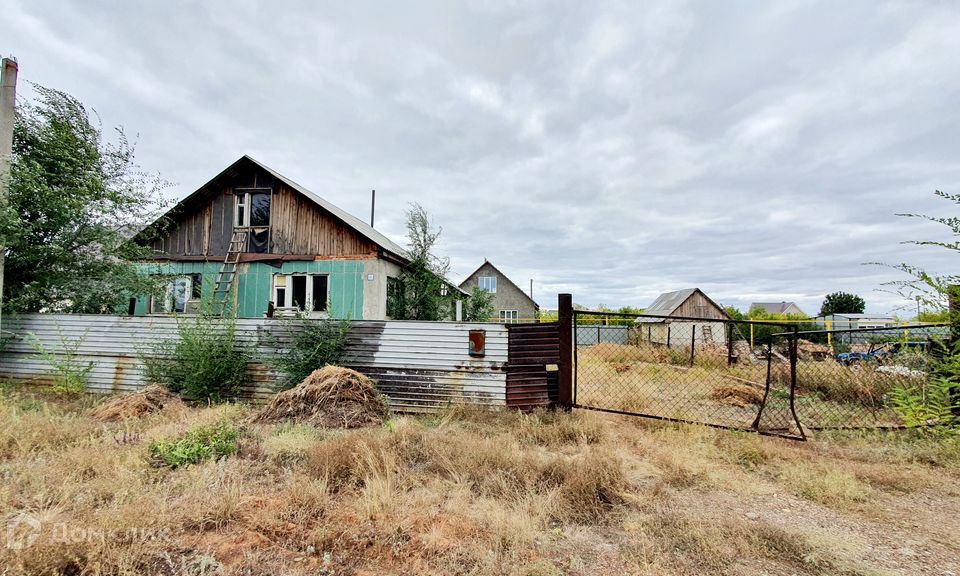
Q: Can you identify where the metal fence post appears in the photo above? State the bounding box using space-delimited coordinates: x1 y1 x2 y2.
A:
689 324 696 367
949 285 960 416
557 293 574 410
789 325 805 439
727 322 734 366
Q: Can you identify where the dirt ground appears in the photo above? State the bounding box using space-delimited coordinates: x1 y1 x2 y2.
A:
1 388 958 575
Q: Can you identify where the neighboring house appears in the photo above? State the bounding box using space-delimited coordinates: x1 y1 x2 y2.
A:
749 301 807 317
459 260 538 323
635 288 731 345
133 155 409 320
814 313 898 330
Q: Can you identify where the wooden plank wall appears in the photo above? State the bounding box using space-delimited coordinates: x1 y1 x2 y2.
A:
149 184 376 259
674 292 728 320
0 314 509 411
270 185 377 256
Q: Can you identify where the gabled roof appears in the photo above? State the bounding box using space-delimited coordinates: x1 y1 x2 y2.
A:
139 155 409 262
643 288 730 318
750 302 806 315
459 259 539 309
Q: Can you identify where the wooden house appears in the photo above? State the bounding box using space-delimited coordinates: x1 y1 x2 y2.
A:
133 155 409 319
635 288 731 346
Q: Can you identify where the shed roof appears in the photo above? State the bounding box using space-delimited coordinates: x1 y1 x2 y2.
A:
638 288 730 321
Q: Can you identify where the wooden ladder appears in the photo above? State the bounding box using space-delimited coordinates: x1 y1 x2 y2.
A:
212 229 248 314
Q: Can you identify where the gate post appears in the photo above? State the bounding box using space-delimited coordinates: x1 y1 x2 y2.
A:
558 293 574 410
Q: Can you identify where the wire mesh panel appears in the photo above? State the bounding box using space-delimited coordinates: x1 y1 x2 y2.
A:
573 310 952 438
573 311 798 436
780 324 951 431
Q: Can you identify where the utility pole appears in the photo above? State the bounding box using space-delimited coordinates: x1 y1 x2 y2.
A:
0 57 18 332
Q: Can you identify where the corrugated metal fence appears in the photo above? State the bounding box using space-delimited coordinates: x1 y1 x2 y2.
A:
0 314 509 412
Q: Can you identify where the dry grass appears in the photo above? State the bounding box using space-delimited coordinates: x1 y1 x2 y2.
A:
253 366 389 428
88 385 185 422
0 387 958 575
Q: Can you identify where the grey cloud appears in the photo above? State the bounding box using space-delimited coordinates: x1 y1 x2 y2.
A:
3 0 958 315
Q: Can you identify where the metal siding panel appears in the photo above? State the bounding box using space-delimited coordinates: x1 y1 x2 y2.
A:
0 315 508 412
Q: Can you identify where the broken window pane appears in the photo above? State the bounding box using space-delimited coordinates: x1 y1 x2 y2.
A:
312 275 328 312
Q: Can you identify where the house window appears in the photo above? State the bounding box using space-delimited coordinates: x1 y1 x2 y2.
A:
234 189 271 228
273 274 328 313
479 276 497 293
499 310 519 323
151 274 202 314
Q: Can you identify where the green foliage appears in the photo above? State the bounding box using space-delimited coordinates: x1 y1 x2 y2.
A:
266 315 351 390
463 285 495 321
148 421 238 468
891 379 959 432
875 190 960 311
917 309 950 323
389 203 455 320
26 328 93 395
0 84 170 313
574 304 645 326
744 307 820 345
819 292 866 316
142 309 249 402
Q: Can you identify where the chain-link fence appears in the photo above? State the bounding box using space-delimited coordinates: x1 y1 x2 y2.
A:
780 324 951 431
573 310 953 439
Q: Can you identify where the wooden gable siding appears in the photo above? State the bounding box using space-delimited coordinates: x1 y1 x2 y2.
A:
270 184 377 257
674 291 727 320
150 182 377 259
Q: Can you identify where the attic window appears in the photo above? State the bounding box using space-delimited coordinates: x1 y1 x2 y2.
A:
235 189 271 228
479 276 497 293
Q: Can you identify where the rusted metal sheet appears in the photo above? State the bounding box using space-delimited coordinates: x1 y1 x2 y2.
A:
506 322 560 410
0 314 508 411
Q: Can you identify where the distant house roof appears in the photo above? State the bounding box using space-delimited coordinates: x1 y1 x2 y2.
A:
816 313 894 320
642 288 729 319
750 302 806 316
138 155 409 262
459 259 539 309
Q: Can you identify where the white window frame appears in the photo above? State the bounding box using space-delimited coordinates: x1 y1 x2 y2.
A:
499 309 519 323
234 193 248 228
272 273 330 316
479 276 497 294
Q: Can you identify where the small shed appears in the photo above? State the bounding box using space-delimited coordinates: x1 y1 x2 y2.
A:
635 288 730 346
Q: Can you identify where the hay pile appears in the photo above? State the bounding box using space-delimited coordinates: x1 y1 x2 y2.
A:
89 385 185 422
253 366 389 428
711 384 764 408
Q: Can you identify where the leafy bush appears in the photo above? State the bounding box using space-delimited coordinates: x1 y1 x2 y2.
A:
27 328 93 395
148 421 238 468
142 311 249 402
266 316 350 390
891 379 959 431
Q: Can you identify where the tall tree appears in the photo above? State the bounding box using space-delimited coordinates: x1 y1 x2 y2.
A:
389 203 453 320
819 291 866 316
463 285 494 321
0 85 168 313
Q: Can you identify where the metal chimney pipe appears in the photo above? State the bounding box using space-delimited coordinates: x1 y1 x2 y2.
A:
370 189 375 227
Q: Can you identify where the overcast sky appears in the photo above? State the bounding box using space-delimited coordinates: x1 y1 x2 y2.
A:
3 0 959 315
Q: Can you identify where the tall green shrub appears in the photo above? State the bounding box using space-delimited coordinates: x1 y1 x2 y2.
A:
266 315 351 390
142 310 249 402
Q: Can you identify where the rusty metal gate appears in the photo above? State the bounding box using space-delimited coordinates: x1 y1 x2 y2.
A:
505 322 560 410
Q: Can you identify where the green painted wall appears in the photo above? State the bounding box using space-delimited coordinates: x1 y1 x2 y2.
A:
135 260 365 319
